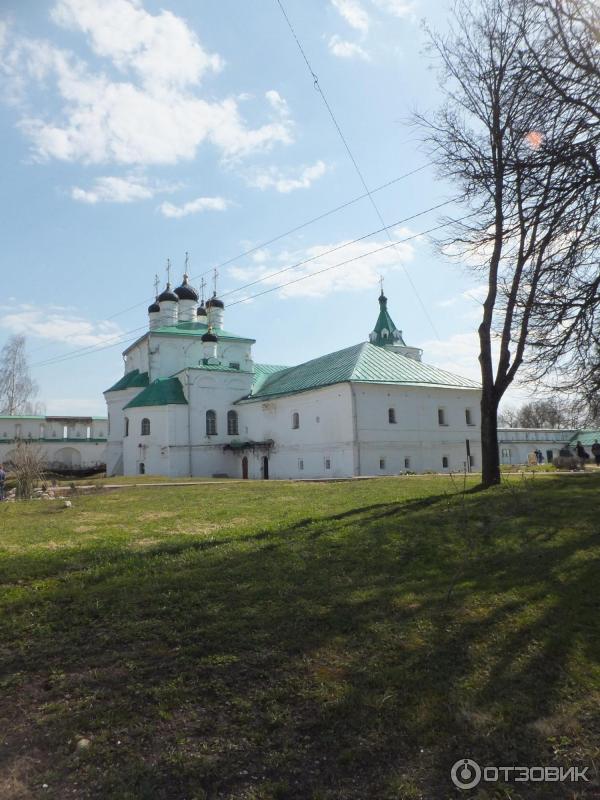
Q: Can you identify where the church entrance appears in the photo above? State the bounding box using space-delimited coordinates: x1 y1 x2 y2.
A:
242 456 248 479
262 456 269 480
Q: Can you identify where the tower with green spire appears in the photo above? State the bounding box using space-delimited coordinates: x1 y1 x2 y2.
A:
368 288 423 361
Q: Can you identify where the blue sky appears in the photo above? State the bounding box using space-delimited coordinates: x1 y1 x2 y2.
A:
0 0 532 415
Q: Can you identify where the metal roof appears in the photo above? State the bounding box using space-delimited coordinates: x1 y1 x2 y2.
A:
241 342 480 402
123 377 187 409
105 369 150 393
569 429 600 446
252 363 290 393
122 323 255 357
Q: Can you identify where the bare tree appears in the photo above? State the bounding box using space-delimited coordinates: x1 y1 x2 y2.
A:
524 0 600 396
0 335 39 415
418 0 600 487
8 441 46 499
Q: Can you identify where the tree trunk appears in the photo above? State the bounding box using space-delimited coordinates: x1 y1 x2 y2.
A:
480 391 501 487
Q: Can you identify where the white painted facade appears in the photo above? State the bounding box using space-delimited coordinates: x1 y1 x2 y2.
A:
0 416 107 471
497 428 576 465
104 281 484 479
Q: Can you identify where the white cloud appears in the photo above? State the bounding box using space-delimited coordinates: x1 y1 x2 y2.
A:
0 306 124 347
246 160 328 194
71 174 178 203
370 0 415 18
51 0 223 88
331 0 370 32
1 1 293 166
422 332 482 382
437 284 489 308
265 89 290 116
159 196 229 218
226 227 416 300
328 35 370 61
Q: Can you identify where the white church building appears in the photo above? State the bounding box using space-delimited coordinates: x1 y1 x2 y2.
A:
104 275 483 479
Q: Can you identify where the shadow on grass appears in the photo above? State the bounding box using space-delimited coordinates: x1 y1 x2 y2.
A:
1 477 599 800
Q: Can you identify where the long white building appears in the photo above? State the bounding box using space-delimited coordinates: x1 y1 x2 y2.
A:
0 415 107 471
104 276 483 479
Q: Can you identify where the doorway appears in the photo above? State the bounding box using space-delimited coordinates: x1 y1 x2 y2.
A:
262 456 269 480
242 456 248 479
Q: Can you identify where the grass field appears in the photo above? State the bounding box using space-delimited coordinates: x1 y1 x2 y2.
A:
1 475 599 799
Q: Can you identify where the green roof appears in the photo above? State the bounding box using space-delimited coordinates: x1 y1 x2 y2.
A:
151 322 255 343
569 430 600 446
177 364 253 375
105 369 150 393
241 342 480 401
252 363 290 393
124 377 187 409
370 294 406 347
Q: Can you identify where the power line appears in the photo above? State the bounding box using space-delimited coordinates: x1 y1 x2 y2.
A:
31 209 474 370
227 215 478 309
275 0 440 339
220 196 460 300
31 196 460 369
104 164 431 322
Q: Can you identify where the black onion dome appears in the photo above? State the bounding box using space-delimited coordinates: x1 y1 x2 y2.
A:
201 330 218 343
148 300 160 313
174 274 199 302
196 305 207 317
206 293 224 309
158 283 178 302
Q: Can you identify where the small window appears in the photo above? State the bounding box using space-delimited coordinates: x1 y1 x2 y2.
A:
292 412 300 429
124 417 129 437
227 410 239 436
298 459 304 471
442 455 449 468
324 457 331 470
86 425 91 439
206 410 217 436
438 408 446 426
404 457 410 469
139 462 145 475
141 418 150 436
229 362 240 370
388 408 396 424
63 425 68 439
379 458 386 470
465 408 474 426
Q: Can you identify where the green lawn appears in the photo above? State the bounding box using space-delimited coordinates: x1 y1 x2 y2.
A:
1 476 599 799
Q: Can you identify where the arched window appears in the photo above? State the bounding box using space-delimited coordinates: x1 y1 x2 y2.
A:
206 410 217 436
141 418 150 436
124 417 129 437
292 412 300 429
227 410 239 436
388 408 396 424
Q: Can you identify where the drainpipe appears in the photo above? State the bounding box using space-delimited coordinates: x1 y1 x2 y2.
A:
350 382 361 476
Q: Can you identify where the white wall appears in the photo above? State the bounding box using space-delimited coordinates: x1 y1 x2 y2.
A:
497 428 575 464
241 384 356 479
353 383 482 474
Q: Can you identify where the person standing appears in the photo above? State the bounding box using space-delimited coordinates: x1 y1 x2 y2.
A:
592 440 600 467
0 464 5 501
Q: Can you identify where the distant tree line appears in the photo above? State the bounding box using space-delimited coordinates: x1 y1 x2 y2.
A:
499 397 600 429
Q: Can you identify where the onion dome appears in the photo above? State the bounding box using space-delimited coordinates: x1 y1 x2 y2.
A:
174 273 199 302
201 327 218 343
206 292 224 309
196 304 207 318
148 300 160 313
158 283 178 302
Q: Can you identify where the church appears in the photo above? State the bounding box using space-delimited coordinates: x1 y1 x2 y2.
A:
104 273 482 479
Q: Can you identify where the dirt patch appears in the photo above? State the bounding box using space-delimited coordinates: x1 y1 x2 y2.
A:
138 511 179 522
